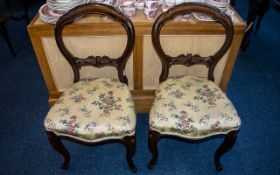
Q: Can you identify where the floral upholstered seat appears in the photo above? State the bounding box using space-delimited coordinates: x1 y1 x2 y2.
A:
149 76 241 139
44 78 136 142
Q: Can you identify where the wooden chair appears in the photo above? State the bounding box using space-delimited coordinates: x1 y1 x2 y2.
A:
275 0 280 6
0 11 16 56
241 0 270 52
44 3 137 172
0 0 29 56
148 3 241 171
231 0 236 7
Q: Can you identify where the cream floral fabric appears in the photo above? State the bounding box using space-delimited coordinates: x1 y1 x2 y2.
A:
44 78 136 142
149 76 241 139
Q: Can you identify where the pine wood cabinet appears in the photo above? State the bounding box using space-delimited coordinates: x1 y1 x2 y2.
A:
28 9 245 113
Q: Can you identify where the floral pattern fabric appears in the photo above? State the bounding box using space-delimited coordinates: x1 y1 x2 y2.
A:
44 78 136 142
149 76 241 139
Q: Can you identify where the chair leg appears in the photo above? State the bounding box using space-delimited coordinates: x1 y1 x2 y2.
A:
241 27 252 52
5 0 11 8
214 131 238 171
254 13 264 35
123 135 137 172
230 0 236 7
46 131 71 170
147 130 161 169
23 1 30 24
0 22 16 57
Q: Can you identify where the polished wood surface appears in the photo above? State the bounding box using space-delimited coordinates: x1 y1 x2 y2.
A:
28 5 245 113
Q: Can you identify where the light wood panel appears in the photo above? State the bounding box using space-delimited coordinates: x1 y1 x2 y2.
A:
42 36 134 91
220 33 244 91
31 7 244 36
133 35 144 89
28 8 245 112
143 35 228 89
132 90 155 113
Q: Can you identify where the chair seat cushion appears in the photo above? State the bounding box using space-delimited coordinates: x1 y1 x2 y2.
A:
44 78 136 143
149 76 241 139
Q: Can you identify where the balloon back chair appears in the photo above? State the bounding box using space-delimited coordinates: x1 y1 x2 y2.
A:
148 3 241 171
44 3 137 172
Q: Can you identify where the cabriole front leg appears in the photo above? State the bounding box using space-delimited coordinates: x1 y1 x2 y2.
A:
123 135 137 172
147 130 161 169
214 131 238 171
46 131 70 169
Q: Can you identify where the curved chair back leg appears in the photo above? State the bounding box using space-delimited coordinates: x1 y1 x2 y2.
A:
46 131 71 169
215 131 238 171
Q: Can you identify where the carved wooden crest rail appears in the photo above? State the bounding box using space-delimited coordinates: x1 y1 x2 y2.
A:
152 3 234 82
55 3 135 84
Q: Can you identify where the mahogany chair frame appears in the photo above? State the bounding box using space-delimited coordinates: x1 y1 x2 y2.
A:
0 0 29 56
46 3 137 172
148 3 238 171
